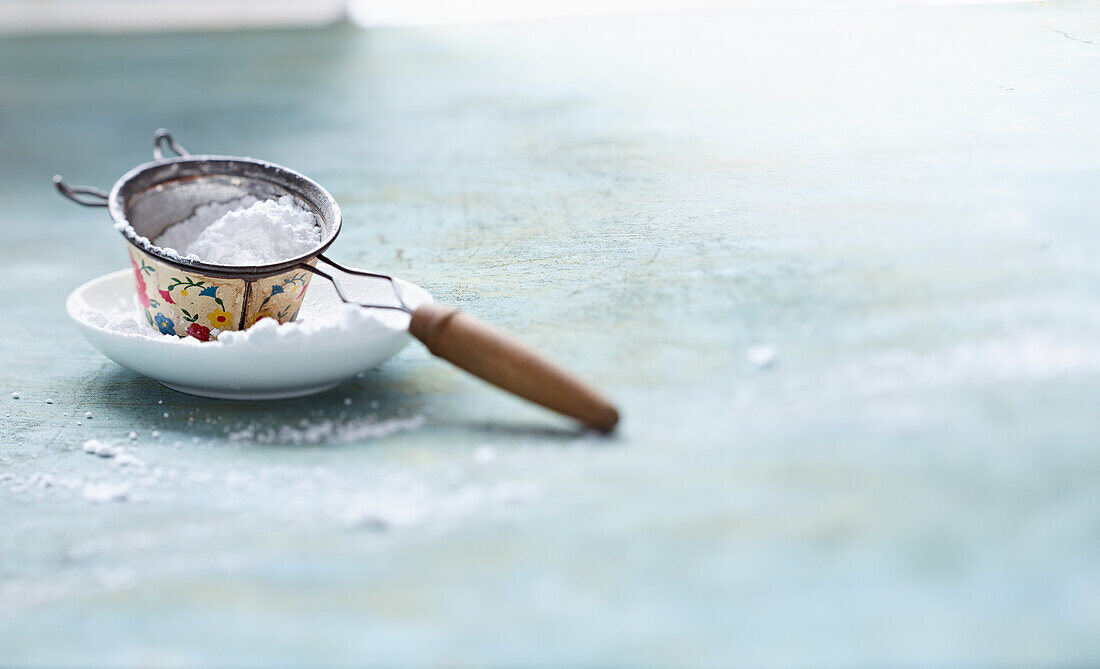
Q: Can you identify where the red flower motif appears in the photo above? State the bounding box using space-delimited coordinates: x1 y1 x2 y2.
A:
130 257 150 308
186 323 212 342
158 289 175 305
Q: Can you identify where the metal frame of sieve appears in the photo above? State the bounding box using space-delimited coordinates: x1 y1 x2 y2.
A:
55 129 412 315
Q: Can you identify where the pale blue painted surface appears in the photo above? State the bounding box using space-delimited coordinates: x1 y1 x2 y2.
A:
1 3 1099 665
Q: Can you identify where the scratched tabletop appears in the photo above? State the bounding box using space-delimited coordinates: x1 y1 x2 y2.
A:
2 2 1099 665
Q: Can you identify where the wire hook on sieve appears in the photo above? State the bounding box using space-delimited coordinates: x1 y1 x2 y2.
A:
54 129 189 207
52 175 108 207
153 128 190 161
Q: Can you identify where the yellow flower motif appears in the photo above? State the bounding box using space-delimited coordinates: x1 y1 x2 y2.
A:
180 289 188 296
206 309 233 328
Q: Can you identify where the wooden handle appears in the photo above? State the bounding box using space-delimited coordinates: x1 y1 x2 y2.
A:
409 303 619 432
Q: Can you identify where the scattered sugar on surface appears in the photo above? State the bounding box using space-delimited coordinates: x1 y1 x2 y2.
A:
114 453 146 468
344 479 541 531
11 473 68 493
11 392 18 399
843 332 1100 392
228 415 425 445
473 446 497 464
152 194 321 266
82 482 130 503
747 345 777 369
83 439 119 458
82 439 145 468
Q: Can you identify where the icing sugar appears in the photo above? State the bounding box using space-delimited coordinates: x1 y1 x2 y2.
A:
76 293 404 350
152 194 321 266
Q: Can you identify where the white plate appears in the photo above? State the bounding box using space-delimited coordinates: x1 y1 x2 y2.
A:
67 269 432 400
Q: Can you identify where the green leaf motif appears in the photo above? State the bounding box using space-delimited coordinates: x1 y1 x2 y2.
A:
167 276 207 291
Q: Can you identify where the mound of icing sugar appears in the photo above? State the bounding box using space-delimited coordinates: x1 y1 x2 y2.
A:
153 194 321 266
76 294 406 350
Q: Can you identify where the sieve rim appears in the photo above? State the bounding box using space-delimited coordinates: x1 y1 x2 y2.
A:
107 154 343 279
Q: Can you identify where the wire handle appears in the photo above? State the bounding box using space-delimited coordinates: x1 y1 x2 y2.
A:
53 175 108 207
298 254 413 314
153 129 190 160
299 255 620 431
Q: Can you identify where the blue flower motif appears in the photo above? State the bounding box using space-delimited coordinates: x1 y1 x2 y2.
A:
199 285 218 298
154 312 175 336
270 284 285 296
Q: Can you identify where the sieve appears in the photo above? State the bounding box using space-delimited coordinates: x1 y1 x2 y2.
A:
56 130 618 432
